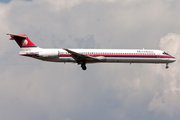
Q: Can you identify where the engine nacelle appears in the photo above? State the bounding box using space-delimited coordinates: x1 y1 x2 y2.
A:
37 51 59 57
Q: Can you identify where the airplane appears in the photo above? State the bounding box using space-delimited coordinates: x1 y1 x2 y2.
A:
7 34 176 70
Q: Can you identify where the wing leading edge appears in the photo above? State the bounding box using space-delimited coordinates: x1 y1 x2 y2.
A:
63 48 100 64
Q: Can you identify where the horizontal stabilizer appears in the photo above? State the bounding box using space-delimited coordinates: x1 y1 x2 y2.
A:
7 33 27 40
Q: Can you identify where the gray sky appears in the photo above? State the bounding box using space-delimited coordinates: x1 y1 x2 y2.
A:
1 0 180 120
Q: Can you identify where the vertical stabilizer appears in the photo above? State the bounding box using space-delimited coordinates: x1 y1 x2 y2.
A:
7 34 37 48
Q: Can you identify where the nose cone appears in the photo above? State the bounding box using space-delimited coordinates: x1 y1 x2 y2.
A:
169 57 176 63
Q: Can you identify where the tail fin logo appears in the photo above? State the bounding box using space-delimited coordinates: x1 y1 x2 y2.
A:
22 39 28 46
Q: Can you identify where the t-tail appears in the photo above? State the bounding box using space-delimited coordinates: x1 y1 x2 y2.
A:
7 34 41 57
7 34 38 49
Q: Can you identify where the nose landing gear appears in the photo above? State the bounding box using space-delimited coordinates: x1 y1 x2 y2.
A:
166 63 169 69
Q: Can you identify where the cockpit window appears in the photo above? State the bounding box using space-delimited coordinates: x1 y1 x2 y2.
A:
163 51 169 55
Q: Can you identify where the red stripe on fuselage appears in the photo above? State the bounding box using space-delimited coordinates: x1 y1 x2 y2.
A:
59 54 174 58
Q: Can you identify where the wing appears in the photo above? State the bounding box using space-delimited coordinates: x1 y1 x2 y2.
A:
63 48 100 63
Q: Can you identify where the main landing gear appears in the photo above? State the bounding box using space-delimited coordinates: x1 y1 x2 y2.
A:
81 63 87 70
166 63 169 69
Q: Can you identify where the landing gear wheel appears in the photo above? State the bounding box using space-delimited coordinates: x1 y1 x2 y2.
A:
82 66 87 70
81 63 87 70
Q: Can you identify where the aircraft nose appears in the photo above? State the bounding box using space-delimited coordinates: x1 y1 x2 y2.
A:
170 57 176 62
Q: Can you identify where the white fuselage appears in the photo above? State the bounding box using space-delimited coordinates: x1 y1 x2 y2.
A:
19 47 176 64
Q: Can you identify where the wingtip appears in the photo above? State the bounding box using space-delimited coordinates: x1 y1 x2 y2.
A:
63 48 68 50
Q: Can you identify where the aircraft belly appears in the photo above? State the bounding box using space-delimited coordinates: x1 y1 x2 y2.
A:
58 57 75 62
34 56 76 62
33 56 172 64
105 57 168 63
